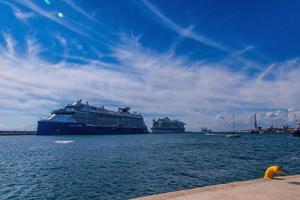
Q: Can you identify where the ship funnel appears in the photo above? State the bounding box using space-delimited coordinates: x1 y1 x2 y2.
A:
119 107 131 113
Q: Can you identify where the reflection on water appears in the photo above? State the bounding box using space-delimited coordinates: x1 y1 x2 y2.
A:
54 140 74 144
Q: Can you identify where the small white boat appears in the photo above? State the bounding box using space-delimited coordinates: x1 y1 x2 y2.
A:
226 113 241 138
226 133 241 138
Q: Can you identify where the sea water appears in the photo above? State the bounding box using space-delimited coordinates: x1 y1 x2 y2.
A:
0 133 299 199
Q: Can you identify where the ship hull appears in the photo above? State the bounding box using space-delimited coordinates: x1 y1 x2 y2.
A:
151 128 185 134
37 121 148 135
292 130 300 137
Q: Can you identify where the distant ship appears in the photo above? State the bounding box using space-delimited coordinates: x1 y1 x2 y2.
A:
151 117 185 134
201 127 212 133
37 100 148 135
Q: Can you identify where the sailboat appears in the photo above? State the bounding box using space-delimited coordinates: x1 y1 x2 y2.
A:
226 113 241 138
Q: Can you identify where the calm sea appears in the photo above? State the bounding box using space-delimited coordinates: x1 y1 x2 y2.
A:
0 133 299 199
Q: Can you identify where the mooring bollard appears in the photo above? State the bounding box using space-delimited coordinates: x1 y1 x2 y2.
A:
264 166 283 179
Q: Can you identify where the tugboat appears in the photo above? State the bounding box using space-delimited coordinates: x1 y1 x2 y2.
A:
201 127 213 133
292 122 300 137
226 113 241 138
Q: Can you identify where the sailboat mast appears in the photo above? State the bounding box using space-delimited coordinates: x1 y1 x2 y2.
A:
233 113 235 132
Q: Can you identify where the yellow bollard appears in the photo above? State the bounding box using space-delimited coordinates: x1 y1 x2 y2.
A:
264 166 282 179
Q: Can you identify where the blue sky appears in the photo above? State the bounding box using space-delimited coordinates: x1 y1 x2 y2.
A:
0 0 300 131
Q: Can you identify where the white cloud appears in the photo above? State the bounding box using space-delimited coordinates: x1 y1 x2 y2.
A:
3 33 15 56
0 33 300 130
231 45 255 57
55 33 68 47
0 1 34 22
288 108 300 122
26 37 42 58
266 111 276 118
257 63 276 80
13 9 34 22
215 114 225 122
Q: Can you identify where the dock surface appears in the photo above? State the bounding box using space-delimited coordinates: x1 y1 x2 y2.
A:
133 175 300 200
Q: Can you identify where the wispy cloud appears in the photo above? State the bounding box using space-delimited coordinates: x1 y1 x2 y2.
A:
139 0 229 51
231 45 255 57
0 1 35 22
12 0 115 49
257 63 276 80
65 0 95 21
1 33 299 130
15 0 90 38
26 37 42 58
2 33 15 56
137 0 267 76
55 33 68 47
14 9 34 21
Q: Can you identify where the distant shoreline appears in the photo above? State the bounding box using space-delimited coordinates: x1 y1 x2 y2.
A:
0 131 36 135
0 130 293 136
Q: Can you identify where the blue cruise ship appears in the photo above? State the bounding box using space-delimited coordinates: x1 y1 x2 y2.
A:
37 100 148 135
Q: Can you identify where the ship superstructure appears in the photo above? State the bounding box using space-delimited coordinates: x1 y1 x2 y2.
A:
37 100 148 135
151 117 185 133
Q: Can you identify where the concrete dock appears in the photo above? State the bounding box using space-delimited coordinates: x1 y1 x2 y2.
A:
133 175 300 200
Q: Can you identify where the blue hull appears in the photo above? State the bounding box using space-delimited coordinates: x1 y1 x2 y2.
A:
151 128 185 134
37 121 149 135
